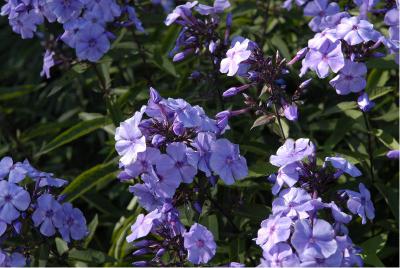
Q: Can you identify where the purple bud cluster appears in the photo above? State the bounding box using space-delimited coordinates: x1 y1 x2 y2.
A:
288 0 399 112
0 156 88 266
165 0 231 64
115 87 248 265
255 138 375 266
218 37 312 124
1 0 144 77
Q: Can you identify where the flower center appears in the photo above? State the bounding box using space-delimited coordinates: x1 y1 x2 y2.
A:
344 75 353 80
226 156 233 164
88 39 97 48
66 217 75 226
63 0 71 7
45 210 54 218
175 161 184 168
4 194 12 202
196 239 205 248
352 25 358 30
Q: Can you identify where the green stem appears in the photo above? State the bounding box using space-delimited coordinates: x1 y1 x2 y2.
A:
363 112 375 182
274 104 286 140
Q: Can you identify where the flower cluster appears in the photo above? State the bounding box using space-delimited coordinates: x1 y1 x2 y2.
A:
217 37 312 131
115 87 248 265
0 156 88 266
1 0 144 77
288 0 399 112
165 0 231 65
255 138 375 266
126 203 217 266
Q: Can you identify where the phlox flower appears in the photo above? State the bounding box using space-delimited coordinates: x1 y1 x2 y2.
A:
32 194 62 236
209 138 248 184
0 181 30 224
329 60 367 95
220 39 252 76
126 209 162 242
291 219 337 258
343 183 375 224
115 106 147 166
269 138 315 167
183 223 216 264
55 203 87 243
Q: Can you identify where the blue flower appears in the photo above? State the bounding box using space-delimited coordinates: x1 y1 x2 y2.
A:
291 219 337 258
325 156 361 177
129 183 165 211
32 194 62 236
40 49 56 79
75 25 110 62
55 203 87 243
115 106 147 166
47 0 84 23
125 148 161 178
142 167 180 198
343 183 375 224
183 223 216 264
189 132 216 177
156 142 197 183
0 156 27 183
269 138 315 167
126 209 162 243
209 139 248 184
0 181 31 224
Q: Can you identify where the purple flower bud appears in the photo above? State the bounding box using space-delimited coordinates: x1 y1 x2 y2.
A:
156 248 166 257
173 52 186 62
248 71 259 81
209 40 217 54
371 52 385 58
132 248 150 256
208 175 217 186
357 92 375 112
189 70 201 79
193 201 202 214
333 170 344 179
386 150 399 159
57 194 67 203
299 78 312 89
132 261 148 267
173 48 194 62
13 221 22 235
226 13 232 27
151 134 166 147
288 47 308 65
150 87 162 103
222 87 238 97
283 104 298 121
132 240 153 248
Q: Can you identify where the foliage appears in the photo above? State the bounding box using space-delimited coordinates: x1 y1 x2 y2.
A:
0 0 398 266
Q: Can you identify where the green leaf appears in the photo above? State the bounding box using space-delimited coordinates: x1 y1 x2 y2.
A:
68 248 114 265
84 214 99 248
0 84 44 100
37 117 110 156
368 86 395 100
251 115 274 129
271 36 290 59
55 237 69 256
374 183 399 221
62 161 118 202
322 102 357 117
373 129 399 149
361 233 388 267
366 69 389 90
38 243 49 267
